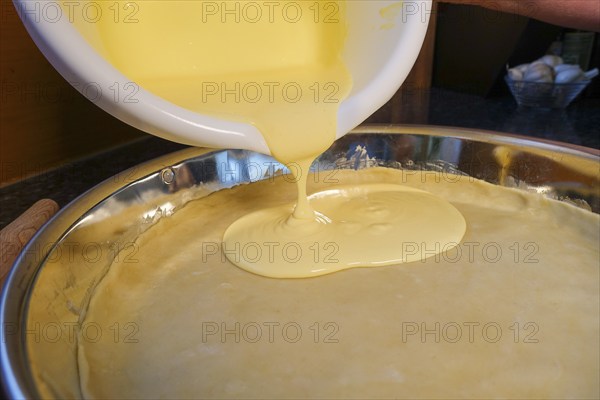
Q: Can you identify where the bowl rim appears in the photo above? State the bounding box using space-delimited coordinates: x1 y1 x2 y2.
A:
504 75 592 86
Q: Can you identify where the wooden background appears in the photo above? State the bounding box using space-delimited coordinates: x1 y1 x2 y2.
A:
0 0 144 186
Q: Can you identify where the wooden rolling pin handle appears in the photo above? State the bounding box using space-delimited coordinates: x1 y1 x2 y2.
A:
0 199 59 288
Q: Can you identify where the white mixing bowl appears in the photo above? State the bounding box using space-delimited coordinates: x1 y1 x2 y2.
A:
12 0 431 153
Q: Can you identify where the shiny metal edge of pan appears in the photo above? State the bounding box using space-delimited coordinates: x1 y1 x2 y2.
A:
1 125 598 398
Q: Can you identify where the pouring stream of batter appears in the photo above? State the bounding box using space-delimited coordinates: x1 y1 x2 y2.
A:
81 0 466 277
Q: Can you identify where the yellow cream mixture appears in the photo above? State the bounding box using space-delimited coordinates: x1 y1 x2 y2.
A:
224 183 465 277
68 0 467 277
69 0 352 163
